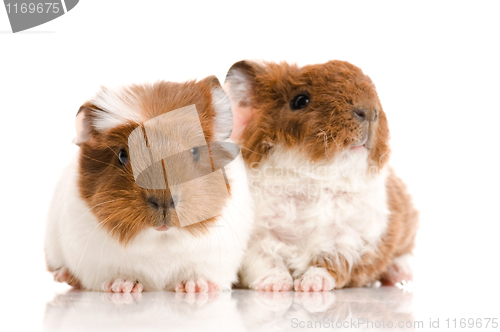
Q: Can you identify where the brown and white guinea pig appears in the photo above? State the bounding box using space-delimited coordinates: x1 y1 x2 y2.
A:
44 76 253 293
223 60 418 291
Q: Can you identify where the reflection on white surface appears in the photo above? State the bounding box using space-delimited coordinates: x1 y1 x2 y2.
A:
237 287 413 331
44 287 413 331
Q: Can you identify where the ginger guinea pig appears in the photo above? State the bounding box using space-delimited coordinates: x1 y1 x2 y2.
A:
224 60 418 291
44 76 253 292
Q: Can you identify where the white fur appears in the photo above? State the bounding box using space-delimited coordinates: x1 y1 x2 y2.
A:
45 141 253 292
89 85 146 131
240 147 390 289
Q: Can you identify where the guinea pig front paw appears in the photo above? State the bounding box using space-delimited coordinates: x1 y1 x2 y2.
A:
103 279 144 293
53 267 81 288
175 279 219 293
294 267 336 292
251 268 294 292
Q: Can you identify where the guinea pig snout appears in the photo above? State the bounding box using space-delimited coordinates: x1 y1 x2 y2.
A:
352 108 378 123
351 108 378 149
147 195 177 212
352 108 367 122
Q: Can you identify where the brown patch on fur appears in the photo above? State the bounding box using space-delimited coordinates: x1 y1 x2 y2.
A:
78 79 231 244
315 168 419 288
225 60 390 170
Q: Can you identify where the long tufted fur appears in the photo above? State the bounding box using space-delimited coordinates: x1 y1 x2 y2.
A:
224 60 418 291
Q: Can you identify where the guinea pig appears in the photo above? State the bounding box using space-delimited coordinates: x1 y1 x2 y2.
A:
223 60 418 291
44 76 253 293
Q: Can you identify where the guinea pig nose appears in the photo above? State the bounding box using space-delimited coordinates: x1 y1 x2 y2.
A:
147 195 177 210
166 196 176 209
353 108 367 121
147 197 161 210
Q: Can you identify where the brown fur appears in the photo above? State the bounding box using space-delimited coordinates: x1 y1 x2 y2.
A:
78 77 230 245
225 60 418 288
226 60 390 170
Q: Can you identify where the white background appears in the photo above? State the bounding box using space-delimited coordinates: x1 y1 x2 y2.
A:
1 1 499 330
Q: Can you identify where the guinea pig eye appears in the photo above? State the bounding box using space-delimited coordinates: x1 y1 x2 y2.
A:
191 147 200 162
118 149 128 166
290 94 310 111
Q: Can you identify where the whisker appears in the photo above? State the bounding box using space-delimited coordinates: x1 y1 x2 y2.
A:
239 146 264 156
319 129 329 155
80 154 122 171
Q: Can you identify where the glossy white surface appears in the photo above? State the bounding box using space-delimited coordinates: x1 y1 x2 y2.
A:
43 288 413 332
39 283 498 332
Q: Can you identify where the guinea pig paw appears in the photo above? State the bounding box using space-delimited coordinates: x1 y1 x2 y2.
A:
175 279 219 293
53 267 70 283
103 279 143 293
294 267 336 292
381 254 413 286
53 267 81 288
251 268 293 292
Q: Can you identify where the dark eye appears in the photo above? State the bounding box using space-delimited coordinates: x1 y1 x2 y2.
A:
191 147 200 162
118 149 128 166
290 94 310 110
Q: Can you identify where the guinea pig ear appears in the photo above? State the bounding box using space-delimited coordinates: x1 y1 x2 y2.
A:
200 75 233 141
224 60 259 107
223 60 261 142
73 105 96 145
200 75 222 89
